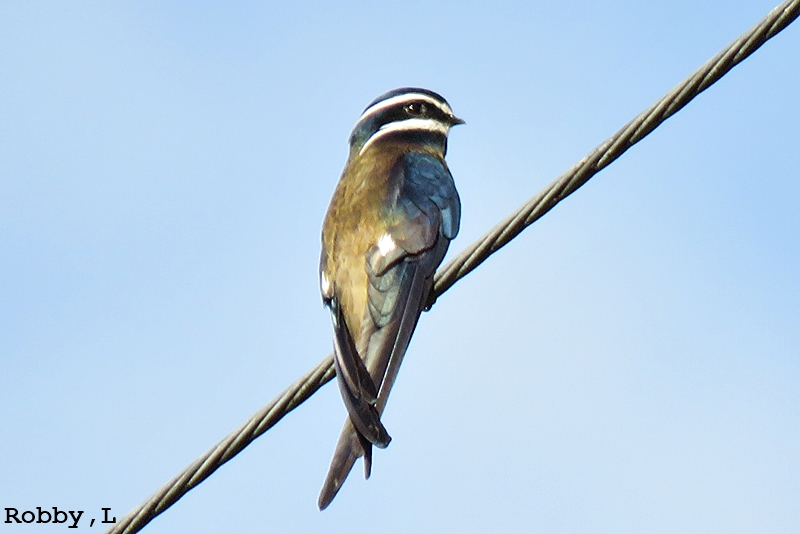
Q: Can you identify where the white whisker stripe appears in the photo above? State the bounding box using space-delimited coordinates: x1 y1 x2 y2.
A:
358 93 454 124
359 118 449 155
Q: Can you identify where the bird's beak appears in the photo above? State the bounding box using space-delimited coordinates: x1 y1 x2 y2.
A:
450 115 466 126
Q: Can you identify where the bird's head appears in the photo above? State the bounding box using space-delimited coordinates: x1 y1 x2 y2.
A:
348 87 464 157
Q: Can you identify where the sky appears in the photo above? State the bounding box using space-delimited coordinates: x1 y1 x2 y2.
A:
2 1 799 533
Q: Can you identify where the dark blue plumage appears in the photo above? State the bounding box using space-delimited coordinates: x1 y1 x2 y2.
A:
318 88 462 509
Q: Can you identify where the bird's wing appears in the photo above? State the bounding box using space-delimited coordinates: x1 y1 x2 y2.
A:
319 152 460 509
363 152 460 406
330 295 391 448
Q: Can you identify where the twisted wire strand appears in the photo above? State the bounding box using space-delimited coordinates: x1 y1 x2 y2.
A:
431 0 800 300
106 2 800 533
109 356 336 534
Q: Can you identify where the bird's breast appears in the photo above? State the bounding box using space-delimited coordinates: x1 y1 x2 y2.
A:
321 148 405 345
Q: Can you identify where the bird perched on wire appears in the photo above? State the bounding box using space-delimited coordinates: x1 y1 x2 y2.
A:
318 88 463 509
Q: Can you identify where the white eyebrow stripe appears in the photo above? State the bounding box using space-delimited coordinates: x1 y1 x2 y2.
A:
358 117 449 155
358 93 453 124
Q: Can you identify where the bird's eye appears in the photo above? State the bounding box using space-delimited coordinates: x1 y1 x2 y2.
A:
404 102 427 117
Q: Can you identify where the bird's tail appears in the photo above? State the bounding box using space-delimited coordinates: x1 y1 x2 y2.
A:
318 418 373 510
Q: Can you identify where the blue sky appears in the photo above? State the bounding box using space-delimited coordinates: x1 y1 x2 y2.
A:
2 1 799 532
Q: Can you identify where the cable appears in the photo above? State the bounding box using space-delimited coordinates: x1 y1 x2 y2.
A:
105 2 800 532
110 356 336 534
430 0 800 302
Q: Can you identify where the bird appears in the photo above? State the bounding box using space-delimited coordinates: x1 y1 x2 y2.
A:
318 87 463 509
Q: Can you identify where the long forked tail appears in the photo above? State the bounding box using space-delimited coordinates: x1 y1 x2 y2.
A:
318 419 372 510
